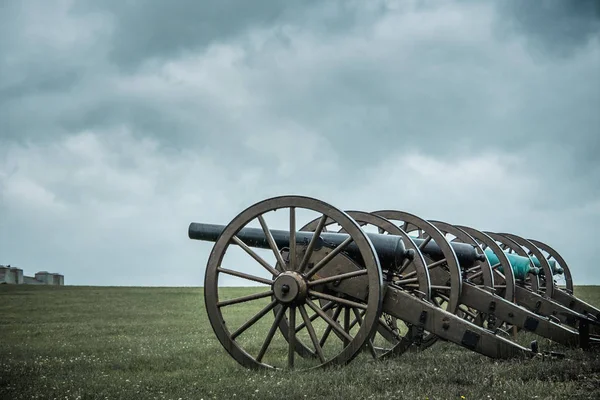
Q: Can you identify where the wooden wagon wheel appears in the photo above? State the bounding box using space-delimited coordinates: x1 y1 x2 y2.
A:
203 195 384 370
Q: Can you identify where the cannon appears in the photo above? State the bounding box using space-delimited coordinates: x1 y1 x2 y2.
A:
189 195 600 370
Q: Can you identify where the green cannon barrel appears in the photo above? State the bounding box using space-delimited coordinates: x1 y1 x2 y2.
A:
484 249 538 280
532 258 564 276
483 249 564 280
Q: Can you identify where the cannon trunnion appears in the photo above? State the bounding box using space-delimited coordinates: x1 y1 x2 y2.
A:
188 195 600 371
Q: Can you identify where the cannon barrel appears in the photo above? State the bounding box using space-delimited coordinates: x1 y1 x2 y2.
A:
483 249 563 280
188 222 485 268
484 248 539 280
189 223 408 268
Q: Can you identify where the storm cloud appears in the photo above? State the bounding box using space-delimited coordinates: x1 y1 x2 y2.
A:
1 0 599 285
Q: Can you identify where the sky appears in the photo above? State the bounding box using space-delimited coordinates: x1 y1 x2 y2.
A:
1 0 599 286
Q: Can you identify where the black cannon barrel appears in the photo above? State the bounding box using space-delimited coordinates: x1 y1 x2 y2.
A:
413 238 483 267
188 223 409 268
188 222 484 269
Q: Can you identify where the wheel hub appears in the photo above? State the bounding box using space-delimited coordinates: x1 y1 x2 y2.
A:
273 272 307 305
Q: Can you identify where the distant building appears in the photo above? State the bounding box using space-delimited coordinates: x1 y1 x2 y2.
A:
0 265 24 284
0 265 64 285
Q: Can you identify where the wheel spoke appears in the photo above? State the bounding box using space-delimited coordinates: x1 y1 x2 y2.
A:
395 277 419 285
217 290 274 308
306 298 354 344
430 285 452 292
299 304 326 363
288 305 296 369
427 258 447 269
351 307 364 326
494 270 507 280
347 310 363 331
400 283 420 289
295 301 335 333
308 290 368 310
319 305 343 347
231 299 278 340
307 269 367 287
468 270 484 280
304 236 354 279
398 268 417 280
465 265 482 274
232 236 280 277
352 308 378 357
436 292 451 302
217 267 273 286
343 306 351 347
298 214 328 273
258 215 287 272
289 207 296 271
256 304 288 363
396 257 413 275
418 235 432 251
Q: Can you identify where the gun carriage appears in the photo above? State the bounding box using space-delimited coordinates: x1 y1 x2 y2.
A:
188 196 600 370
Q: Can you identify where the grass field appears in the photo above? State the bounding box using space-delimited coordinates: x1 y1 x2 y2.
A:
1 285 599 400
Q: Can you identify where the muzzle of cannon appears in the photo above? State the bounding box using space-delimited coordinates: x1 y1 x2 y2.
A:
189 195 600 371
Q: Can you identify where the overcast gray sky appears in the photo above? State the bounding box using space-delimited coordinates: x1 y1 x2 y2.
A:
1 0 599 286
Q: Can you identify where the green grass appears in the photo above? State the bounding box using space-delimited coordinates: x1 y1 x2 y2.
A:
1 285 599 400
